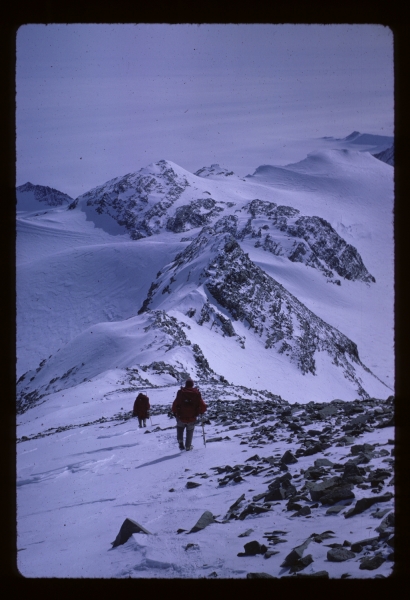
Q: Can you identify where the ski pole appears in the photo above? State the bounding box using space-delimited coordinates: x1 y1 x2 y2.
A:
201 419 206 447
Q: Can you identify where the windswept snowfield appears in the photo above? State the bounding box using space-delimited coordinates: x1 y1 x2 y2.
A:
16 135 395 578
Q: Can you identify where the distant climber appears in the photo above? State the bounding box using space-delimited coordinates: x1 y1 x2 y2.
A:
172 379 207 450
133 392 150 428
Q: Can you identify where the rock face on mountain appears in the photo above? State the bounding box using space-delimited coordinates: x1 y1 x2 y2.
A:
78 160 191 239
373 144 394 167
194 164 237 178
138 228 380 398
241 200 375 283
76 160 375 285
17 182 73 207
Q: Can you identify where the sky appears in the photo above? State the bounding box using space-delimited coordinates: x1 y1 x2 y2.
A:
16 24 394 199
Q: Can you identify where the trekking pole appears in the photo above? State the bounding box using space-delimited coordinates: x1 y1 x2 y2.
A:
201 418 206 447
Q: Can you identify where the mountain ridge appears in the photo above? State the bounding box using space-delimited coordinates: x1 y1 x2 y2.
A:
16 146 394 405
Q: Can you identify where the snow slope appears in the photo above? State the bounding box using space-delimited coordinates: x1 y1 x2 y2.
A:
17 379 395 579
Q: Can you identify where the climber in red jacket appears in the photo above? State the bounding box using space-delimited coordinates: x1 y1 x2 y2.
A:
172 379 207 450
133 392 150 428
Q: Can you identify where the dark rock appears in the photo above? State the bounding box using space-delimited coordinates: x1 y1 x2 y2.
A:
304 466 328 480
319 485 355 505
287 500 302 511
290 571 329 578
189 511 215 533
293 506 311 517
309 531 335 543
327 547 355 562
238 529 254 538
344 493 393 518
111 518 151 547
289 554 314 573
307 429 322 437
318 405 338 418
242 540 268 555
237 540 268 556
184 543 199 551
281 450 298 464
314 458 334 467
350 443 375 456
238 504 270 520
325 505 345 515
375 512 394 533
305 476 342 501
264 550 280 558
229 493 246 511
303 443 324 456
281 539 312 567
186 481 201 489
342 462 363 479
350 537 379 553
359 555 385 570
246 572 275 578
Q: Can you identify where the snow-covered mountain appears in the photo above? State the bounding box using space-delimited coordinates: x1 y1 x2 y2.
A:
16 138 396 579
373 143 394 167
322 131 394 156
16 145 394 408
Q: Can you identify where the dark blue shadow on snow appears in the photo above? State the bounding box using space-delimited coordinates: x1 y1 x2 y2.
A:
135 452 182 469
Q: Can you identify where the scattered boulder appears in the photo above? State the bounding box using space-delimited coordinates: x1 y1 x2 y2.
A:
303 443 325 456
281 450 298 464
188 511 215 533
318 405 338 418
344 493 393 518
281 539 312 567
264 549 280 558
350 443 375 456
184 543 200 551
229 493 246 511
238 529 254 538
327 547 355 562
265 472 296 501
289 554 314 573
287 571 329 578
238 540 268 556
326 505 345 515
314 458 334 467
186 481 201 489
305 476 342 501
359 555 385 570
375 511 394 533
350 537 379 553
238 503 270 520
111 518 151 547
292 506 311 517
319 485 355 505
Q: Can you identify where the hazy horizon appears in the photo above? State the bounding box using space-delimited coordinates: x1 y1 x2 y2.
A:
16 24 393 198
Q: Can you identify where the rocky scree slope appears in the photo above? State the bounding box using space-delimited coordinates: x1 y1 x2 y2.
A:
17 390 395 578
